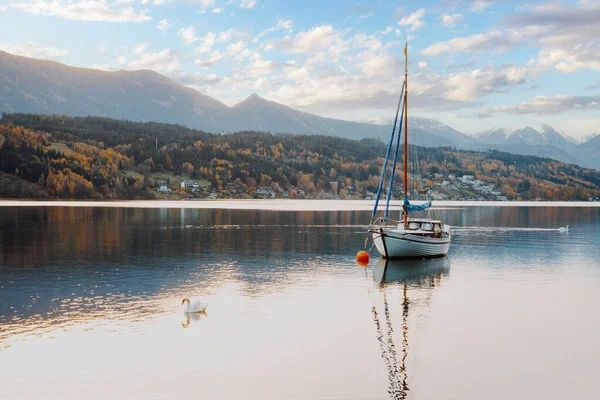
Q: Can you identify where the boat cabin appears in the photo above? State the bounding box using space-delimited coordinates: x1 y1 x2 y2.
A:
399 219 448 238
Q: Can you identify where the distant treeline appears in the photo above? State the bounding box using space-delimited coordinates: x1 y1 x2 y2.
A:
1 113 599 200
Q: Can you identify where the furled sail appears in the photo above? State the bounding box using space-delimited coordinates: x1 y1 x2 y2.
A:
403 197 431 214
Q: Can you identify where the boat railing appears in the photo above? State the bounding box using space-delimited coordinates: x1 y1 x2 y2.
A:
369 216 399 230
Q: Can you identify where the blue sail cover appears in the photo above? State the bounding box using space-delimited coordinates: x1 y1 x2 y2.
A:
404 197 432 214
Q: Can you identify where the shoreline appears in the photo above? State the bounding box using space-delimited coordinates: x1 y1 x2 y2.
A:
0 199 599 211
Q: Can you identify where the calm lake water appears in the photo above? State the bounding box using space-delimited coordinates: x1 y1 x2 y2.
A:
1 203 599 399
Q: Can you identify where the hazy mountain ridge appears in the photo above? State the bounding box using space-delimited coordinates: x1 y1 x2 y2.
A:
0 50 598 170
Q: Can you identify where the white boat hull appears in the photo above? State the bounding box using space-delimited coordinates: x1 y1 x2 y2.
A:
370 229 450 258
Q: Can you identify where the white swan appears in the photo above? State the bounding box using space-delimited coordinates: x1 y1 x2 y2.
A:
558 225 569 232
181 297 208 313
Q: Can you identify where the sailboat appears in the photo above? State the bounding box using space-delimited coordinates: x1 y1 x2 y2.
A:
368 43 451 258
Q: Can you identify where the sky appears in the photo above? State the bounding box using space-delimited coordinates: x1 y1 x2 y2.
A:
0 0 598 139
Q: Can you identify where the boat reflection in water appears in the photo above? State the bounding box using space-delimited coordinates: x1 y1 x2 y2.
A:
370 257 450 400
373 257 451 287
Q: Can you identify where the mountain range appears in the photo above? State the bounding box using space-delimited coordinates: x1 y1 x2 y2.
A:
1 50 598 170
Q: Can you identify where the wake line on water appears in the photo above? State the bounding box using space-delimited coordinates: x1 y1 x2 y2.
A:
165 224 373 229
451 226 561 232
167 224 563 231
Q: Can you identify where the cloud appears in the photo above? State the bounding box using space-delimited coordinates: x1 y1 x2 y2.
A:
179 25 199 44
98 43 106 52
127 49 180 72
13 0 151 22
212 7 223 13
140 0 171 4
441 64 531 102
277 25 342 54
253 19 293 43
440 13 463 27
194 50 225 68
245 59 296 78
446 60 476 72
472 0 494 12
535 42 600 73
192 0 215 11
359 12 375 19
503 1 600 73
217 28 251 44
157 19 169 31
0 41 68 59
506 1 600 47
246 59 281 77
133 43 147 54
195 32 216 54
422 31 517 57
398 9 425 32
239 0 256 8
477 94 600 117
585 80 600 90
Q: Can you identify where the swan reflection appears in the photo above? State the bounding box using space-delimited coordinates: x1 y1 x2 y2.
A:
371 257 451 399
181 310 207 328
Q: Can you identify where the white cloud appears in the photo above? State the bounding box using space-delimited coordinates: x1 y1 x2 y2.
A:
194 0 215 7
472 0 494 12
422 31 517 57
239 0 256 9
246 59 281 77
253 19 293 43
195 32 216 54
359 12 375 19
442 64 530 102
507 1 600 47
127 49 180 72
0 6 7 12
440 13 463 27
398 9 425 32
133 43 147 54
216 28 250 44
0 41 68 59
98 43 106 52
477 94 600 117
179 25 199 44
278 25 342 54
195 50 225 68
212 7 223 13
535 43 600 73
157 19 169 31
140 0 171 4
13 0 151 22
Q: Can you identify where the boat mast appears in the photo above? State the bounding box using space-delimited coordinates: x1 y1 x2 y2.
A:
403 42 408 227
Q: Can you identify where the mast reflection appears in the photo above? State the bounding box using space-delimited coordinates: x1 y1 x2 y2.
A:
371 257 450 399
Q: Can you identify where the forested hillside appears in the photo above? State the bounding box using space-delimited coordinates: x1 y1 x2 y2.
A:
1 113 599 201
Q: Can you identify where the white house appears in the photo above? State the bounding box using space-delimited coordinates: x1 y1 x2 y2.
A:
157 183 171 193
257 187 276 198
180 180 200 192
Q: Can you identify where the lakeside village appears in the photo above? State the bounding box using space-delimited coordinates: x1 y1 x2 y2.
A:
153 173 546 201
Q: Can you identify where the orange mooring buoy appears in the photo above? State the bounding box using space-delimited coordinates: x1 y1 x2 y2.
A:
356 250 370 266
